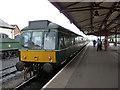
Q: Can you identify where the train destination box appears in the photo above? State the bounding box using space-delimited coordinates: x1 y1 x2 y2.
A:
29 20 50 29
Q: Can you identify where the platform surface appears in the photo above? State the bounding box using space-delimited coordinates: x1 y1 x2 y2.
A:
45 43 118 88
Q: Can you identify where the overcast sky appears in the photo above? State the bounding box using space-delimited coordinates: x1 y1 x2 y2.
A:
0 0 88 36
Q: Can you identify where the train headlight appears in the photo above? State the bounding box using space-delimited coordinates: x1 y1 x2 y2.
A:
8 44 11 47
34 57 38 60
23 56 26 59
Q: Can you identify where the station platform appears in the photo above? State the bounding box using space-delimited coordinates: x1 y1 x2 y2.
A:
44 42 118 88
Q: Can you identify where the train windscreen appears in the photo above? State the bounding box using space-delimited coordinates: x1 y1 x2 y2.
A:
32 32 43 49
44 31 56 50
21 32 31 48
21 31 56 50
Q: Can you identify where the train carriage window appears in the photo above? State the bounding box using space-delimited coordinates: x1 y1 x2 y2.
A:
32 32 43 49
21 32 31 48
44 31 56 50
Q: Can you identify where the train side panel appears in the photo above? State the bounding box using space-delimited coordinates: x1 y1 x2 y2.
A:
0 39 20 51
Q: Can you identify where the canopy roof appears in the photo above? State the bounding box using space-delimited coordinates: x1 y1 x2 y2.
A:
50 2 120 36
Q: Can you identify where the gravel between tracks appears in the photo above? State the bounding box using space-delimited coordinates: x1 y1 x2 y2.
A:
2 71 33 89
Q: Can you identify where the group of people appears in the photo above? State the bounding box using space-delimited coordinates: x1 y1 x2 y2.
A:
93 38 108 51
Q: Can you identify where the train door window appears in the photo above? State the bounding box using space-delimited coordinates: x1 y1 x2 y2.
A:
59 34 65 49
21 32 31 48
64 35 69 47
72 37 75 45
44 31 56 50
32 32 43 49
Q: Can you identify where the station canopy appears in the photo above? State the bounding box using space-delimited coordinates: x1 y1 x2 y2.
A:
49 1 120 36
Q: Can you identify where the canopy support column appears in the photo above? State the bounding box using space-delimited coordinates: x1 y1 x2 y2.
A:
115 28 117 46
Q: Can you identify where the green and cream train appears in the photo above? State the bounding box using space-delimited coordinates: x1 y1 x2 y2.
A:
16 20 88 73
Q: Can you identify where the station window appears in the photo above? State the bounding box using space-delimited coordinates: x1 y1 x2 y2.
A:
32 32 43 49
0 33 9 38
44 31 56 50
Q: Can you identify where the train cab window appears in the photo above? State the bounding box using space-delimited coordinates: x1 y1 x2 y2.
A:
44 31 56 50
32 32 43 49
21 32 31 48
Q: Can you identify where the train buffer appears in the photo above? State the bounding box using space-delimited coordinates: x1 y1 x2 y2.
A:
43 42 119 89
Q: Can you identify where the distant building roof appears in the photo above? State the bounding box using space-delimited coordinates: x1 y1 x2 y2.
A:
0 19 14 29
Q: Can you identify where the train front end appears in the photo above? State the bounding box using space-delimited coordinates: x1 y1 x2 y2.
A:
16 20 58 73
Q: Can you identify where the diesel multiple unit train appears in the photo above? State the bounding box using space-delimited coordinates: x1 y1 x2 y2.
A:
16 20 88 73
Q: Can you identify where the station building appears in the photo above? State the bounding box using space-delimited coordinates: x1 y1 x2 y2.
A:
0 19 21 39
0 19 15 39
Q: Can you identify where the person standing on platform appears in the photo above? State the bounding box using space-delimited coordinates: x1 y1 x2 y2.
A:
97 38 101 51
93 40 96 47
100 40 102 50
104 38 107 51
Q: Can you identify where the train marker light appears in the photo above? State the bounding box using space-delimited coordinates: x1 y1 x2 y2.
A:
34 57 38 60
23 56 26 59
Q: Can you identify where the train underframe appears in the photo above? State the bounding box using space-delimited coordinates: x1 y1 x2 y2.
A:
0 49 19 59
16 61 59 78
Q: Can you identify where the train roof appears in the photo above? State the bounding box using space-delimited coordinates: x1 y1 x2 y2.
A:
22 20 83 37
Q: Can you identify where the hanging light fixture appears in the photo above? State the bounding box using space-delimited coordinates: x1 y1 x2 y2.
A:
94 10 99 18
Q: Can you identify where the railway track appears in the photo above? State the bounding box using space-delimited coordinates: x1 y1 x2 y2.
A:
13 45 88 90
0 65 17 78
0 65 24 84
